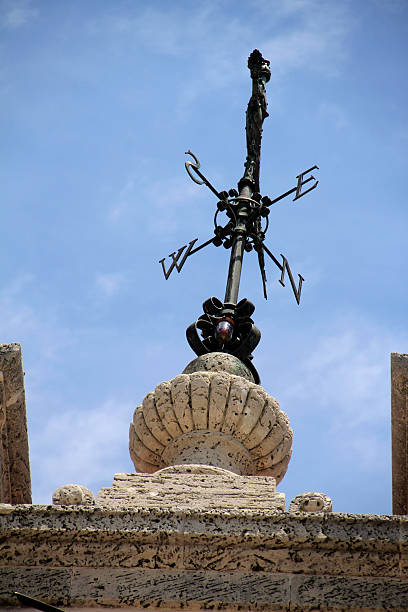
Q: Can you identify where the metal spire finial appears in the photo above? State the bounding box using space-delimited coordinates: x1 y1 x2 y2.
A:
158 50 319 383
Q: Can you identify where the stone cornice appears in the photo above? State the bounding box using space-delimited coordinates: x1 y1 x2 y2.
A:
1 505 408 609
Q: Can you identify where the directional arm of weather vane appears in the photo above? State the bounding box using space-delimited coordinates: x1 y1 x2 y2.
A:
159 235 217 280
187 236 217 256
257 247 268 300
262 166 319 208
184 150 222 199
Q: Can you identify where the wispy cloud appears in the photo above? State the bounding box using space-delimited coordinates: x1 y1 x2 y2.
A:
90 1 353 111
370 0 408 13
108 177 136 221
0 275 135 503
273 315 405 471
95 272 127 297
108 172 205 239
31 398 133 503
319 102 349 129
0 275 72 357
0 0 37 29
259 1 353 79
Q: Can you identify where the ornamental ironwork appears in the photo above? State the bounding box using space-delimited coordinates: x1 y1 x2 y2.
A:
159 50 319 383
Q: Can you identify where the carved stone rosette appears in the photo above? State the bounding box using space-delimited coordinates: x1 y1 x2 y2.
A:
129 368 292 484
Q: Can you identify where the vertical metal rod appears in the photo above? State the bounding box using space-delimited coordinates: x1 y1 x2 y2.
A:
224 233 245 304
223 185 252 304
223 50 270 306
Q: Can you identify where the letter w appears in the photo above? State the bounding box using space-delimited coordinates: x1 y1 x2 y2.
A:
279 255 304 305
159 239 198 280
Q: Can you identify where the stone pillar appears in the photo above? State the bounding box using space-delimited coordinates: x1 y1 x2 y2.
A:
0 343 31 504
391 352 408 515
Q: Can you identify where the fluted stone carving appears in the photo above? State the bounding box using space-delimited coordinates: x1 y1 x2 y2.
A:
129 370 292 484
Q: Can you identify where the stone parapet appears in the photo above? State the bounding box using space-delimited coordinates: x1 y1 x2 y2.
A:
1 505 408 610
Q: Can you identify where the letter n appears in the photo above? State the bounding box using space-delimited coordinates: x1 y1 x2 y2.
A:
279 255 304 304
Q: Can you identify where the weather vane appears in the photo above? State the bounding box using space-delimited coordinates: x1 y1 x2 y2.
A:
159 49 318 383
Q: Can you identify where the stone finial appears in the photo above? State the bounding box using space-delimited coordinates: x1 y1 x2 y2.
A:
289 492 332 513
129 369 292 484
52 484 95 506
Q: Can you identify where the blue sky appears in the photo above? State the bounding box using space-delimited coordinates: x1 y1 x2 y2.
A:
1 0 407 514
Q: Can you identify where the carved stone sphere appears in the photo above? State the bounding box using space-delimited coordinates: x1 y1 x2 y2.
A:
129 371 292 484
183 352 255 382
52 484 95 506
289 492 333 513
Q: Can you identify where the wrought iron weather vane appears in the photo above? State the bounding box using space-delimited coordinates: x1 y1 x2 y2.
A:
159 50 318 383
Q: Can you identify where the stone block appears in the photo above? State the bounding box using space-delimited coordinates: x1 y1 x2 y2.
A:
71 568 290 609
291 574 408 610
97 465 285 512
0 568 71 606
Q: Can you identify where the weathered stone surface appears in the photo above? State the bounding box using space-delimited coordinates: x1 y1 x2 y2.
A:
0 343 31 504
183 352 255 382
1 506 408 609
0 371 10 504
391 352 408 515
129 371 292 483
70 568 290 609
53 484 95 506
0 568 71 607
97 465 285 512
161 432 255 474
289 492 332 513
291 574 408 610
0 372 5 431
0 503 13 514
0 506 405 566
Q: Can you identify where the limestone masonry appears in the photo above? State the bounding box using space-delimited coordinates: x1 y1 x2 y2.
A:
1 351 408 610
1 504 408 610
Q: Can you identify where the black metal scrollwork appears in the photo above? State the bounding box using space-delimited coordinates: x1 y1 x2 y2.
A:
186 297 261 384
